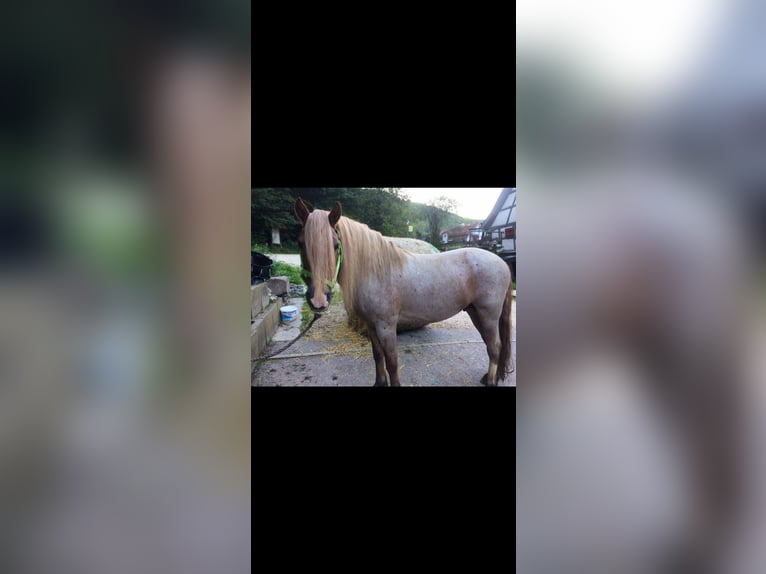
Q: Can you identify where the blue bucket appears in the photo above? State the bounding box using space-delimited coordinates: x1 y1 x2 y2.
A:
280 305 298 322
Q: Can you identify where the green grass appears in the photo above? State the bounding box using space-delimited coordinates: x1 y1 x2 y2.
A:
300 303 313 329
271 261 304 285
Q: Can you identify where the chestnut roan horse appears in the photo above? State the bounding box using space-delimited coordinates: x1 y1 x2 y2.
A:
295 198 514 386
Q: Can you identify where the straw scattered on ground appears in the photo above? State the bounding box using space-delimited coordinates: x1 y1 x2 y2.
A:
303 300 370 362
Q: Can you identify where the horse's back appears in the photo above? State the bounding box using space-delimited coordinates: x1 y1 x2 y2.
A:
394 248 511 326
434 247 510 290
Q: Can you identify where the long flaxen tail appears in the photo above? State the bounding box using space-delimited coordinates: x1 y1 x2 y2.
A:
496 277 514 381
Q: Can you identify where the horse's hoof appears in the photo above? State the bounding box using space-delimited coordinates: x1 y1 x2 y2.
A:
373 380 388 387
480 373 497 386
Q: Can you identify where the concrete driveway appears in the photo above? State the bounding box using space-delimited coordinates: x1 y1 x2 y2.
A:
252 294 516 387
269 254 301 266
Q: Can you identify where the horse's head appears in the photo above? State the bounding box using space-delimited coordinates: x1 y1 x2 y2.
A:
294 197 342 313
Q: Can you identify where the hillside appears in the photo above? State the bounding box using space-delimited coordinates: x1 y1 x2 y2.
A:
406 201 482 240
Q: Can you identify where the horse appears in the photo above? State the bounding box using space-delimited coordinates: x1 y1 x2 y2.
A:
294 197 514 386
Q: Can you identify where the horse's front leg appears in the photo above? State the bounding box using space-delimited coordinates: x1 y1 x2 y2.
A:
368 325 388 387
374 322 400 387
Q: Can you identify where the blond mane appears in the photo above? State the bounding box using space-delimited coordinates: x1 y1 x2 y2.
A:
335 216 408 317
303 210 339 294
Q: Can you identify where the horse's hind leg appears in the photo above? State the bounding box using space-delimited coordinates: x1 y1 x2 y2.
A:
465 305 501 386
368 325 389 387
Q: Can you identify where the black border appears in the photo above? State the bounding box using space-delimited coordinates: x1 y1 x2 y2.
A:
253 15 517 561
252 20 515 188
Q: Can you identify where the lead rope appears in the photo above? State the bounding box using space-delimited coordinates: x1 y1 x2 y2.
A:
252 227 343 367
252 312 321 364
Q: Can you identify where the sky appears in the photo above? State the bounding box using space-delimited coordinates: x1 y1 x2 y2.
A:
400 188 504 221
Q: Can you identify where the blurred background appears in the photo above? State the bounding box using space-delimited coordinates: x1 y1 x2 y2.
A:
0 1 250 572
518 1 766 573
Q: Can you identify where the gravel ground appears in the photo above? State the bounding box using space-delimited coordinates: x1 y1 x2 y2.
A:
252 293 516 387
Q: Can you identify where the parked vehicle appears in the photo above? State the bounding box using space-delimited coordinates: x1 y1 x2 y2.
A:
479 188 516 277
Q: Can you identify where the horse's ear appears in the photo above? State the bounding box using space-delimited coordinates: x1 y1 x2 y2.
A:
294 197 310 225
328 201 342 228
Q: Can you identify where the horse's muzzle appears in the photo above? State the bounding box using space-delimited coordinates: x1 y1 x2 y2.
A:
306 287 332 313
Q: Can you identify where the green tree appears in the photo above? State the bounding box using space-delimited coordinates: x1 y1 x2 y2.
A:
350 188 408 236
287 188 408 236
425 196 458 246
251 189 299 246
253 188 421 247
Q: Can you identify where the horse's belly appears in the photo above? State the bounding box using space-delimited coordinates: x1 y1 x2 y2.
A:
397 296 467 328
396 264 479 326
395 319 430 332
